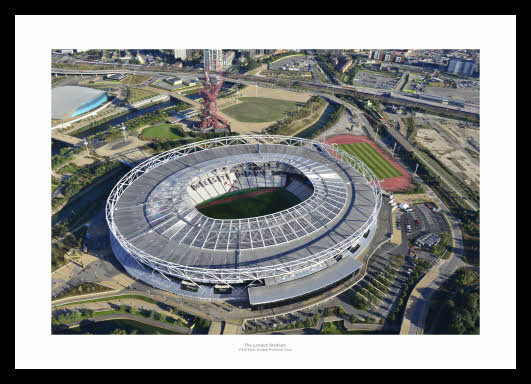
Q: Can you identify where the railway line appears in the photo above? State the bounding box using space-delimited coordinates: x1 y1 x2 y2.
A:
51 63 479 120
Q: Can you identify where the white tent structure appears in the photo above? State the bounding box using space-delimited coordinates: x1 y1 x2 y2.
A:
399 203 410 211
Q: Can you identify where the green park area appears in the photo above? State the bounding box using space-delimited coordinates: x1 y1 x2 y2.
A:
141 124 185 140
339 142 403 179
222 97 301 123
125 88 158 104
57 318 181 335
120 74 151 85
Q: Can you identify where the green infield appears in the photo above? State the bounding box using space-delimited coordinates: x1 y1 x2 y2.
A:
339 142 403 179
141 124 185 139
197 188 301 219
221 97 301 123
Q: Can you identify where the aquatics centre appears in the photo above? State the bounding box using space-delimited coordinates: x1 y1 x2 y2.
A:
51 86 108 120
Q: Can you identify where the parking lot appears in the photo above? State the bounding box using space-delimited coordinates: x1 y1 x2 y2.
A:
353 70 400 90
414 203 448 233
269 55 313 71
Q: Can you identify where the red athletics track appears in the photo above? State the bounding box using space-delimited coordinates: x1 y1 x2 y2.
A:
324 135 412 192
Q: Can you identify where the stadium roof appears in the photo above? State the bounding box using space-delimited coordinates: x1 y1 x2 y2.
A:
51 86 107 120
248 256 363 305
110 140 379 283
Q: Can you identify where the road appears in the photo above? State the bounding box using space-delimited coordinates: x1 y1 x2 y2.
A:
332 100 474 334
379 121 478 212
322 94 478 212
49 61 478 334
363 125 470 334
51 62 479 117
397 152 469 334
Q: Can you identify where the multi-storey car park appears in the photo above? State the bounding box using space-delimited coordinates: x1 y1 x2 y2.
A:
106 135 382 311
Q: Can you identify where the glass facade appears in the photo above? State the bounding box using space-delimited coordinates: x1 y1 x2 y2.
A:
72 92 108 117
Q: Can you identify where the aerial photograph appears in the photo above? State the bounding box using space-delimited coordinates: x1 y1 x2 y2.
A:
14 13 516 372
49 48 481 336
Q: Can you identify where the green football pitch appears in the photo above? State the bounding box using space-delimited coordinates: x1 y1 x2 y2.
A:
339 142 403 179
197 188 301 219
221 97 301 123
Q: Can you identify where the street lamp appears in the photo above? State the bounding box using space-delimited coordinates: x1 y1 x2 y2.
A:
83 138 90 156
120 123 127 142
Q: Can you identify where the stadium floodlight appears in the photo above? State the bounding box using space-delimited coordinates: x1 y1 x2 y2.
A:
413 163 419 178
392 142 397 157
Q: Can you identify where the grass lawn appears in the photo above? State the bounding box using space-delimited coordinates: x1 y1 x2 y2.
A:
197 188 301 219
57 318 181 335
120 74 151 85
125 88 158 103
221 97 301 123
181 86 203 95
339 142 403 179
141 124 185 140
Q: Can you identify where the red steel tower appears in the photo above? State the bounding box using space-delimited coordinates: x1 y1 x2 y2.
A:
197 69 229 131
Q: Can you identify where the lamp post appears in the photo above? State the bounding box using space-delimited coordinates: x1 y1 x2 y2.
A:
83 138 90 156
120 123 127 142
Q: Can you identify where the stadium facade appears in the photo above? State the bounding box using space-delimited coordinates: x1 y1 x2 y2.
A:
51 86 108 120
107 135 382 310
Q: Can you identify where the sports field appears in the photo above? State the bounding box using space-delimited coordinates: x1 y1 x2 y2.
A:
221 97 301 123
197 188 301 219
339 142 403 179
141 124 184 139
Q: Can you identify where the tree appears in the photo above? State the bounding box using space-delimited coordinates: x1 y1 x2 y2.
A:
82 309 94 318
455 269 477 286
